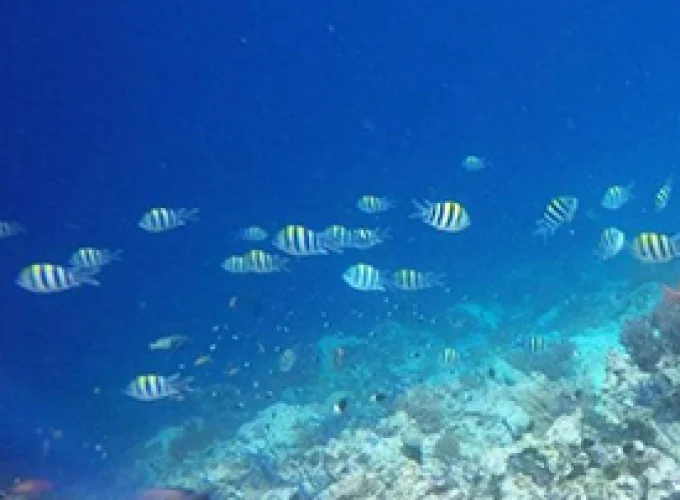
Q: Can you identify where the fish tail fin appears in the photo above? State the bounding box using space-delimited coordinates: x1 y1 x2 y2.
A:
179 208 200 223
409 199 429 219
71 266 101 287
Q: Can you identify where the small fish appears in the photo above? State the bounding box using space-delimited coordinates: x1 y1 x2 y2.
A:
630 232 680 264
234 226 268 242
411 200 471 232
596 227 625 260
342 263 388 291
0 220 25 238
148 335 189 351
138 208 199 233
442 347 458 364
322 224 354 249
332 347 346 370
272 225 339 256
460 155 489 172
655 176 673 212
333 397 348 415
137 487 213 500
346 227 390 249
221 255 251 273
16 263 100 293
69 247 122 268
513 335 547 353
357 195 394 214
533 196 579 238
278 348 297 372
242 249 289 273
392 269 445 291
601 183 634 210
370 392 387 403
194 355 212 366
124 374 192 401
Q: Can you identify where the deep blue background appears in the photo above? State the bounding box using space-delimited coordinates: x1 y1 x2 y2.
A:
2 0 680 486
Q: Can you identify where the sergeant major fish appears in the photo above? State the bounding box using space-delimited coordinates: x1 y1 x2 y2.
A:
69 247 122 268
272 225 340 256
16 263 100 293
411 200 471 232
356 195 394 214
392 269 445 291
234 226 268 242
630 232 680 264
124 374 192 401
601 183 634 210
655 176 673 212
342 263 388 291
533 196 579 238
596 227 625 261
242 249 289 273
138 208 199 233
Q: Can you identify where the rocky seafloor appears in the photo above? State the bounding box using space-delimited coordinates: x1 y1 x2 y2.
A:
70 278 680 499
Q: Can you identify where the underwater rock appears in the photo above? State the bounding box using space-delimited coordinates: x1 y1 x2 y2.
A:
401 431 423 465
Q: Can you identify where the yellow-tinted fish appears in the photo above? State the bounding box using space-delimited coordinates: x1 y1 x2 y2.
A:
655 176 673 212
221 255 251 273
347 227 390 249
272 225 338 256
69 247 122 268
138 208 199 233
243 249 289 273
16 263 100 293
631 232 680 263
124 374 191 401
533 196 579 238
322 224 353 248
411 200 470 232
0 220 24 238
342 263 387 291
601 183 634 210
392 269 445 291
357 195 394 214
442 347 458 364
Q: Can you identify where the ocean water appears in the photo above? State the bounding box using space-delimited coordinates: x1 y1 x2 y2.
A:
4 1 680 498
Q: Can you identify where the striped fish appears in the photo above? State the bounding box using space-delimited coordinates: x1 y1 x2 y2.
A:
124 374 191 401
69 247 122 268
357 195 394 214
243 249 289 273
655 176 673 212
342 263 387 291
596 227 625 261
221 255 251 273
322 224 353 248
392 269 445 291
16 263 100 293
533 196 579 238
138 208 199 233
346 228 390 249
234 226 268 242
272 225 338 256
631 232 680 264
601 183 634 210
0 220 24 238
411 200 471 232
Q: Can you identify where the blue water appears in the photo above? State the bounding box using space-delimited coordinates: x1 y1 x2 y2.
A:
3 0 680 491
